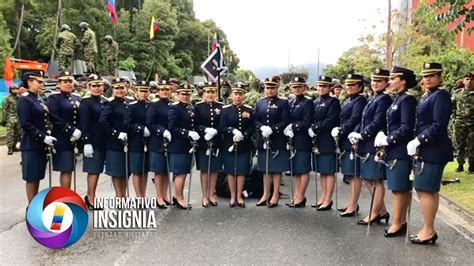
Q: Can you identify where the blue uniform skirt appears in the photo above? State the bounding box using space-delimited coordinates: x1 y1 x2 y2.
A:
360 154 386 181
83 150 105 174
222 151 252 176
314 153 337 175
170 153 192 175
105 150 128 178
52 150 74 172
386 159 411 192
290 150 311 175
340 151 361 177
149 152 168 174
414 161 446 193
21 151 47 182
129 152 149 175
195 150 222 172
257 149 290 173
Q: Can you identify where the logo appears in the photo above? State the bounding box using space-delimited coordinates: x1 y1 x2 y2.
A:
26 187 88 249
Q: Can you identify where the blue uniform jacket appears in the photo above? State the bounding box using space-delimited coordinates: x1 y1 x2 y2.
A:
339 95 367 151
99 96 129 152
288 95 314 151
17 92 49 151
124 100 149 153
46 91 81 151
79 95 107 151
415 87 453 163
168 102 197 154
146 98 170 153
219 104 255 153
254 97 290 150
357 92 392 154
311 94 341 154
385 91 417 160
193 101 224 151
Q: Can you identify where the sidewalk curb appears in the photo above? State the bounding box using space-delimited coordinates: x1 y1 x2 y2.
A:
440 192 473 219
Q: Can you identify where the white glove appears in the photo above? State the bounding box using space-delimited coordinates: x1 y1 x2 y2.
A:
374 131 386 147
163 130 171 142
204 127 218 137
407 138 421 156
379 136 389 146
83 144 94 158
232 129 244 142
43 136 57 146
348 132 362 145
70 129 82 142
284 126 294 138
188 131 200 141
118 132 128 141
260 126 273 138
143 126 150 137
308 128 316 138
331 127 340 137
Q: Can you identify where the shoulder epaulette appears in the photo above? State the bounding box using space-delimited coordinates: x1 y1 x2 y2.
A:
129 101 137 105
223 104 231 108
216 101 224 105
244 104 253 109
278 96 288 100
125 96 135 101
82 95 91 99
72 92 81 97
100 95 109 101
195 101 205 105
172 102 180 105
152 98 160 103
51 91 61 94
107 96 115 101
21 92 29 97
304 96 312 100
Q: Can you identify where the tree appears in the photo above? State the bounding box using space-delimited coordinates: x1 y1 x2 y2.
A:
0 12 12 76
432 0 474 34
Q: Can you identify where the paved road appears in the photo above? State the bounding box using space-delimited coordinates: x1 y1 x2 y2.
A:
0 146 472 264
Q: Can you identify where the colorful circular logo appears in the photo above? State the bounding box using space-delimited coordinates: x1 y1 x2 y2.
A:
26 187 88 249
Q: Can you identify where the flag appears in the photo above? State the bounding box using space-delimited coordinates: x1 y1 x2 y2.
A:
106 0 117 24
211 32 219 51
201 43 228 81
222 45 226 54
150 16 158 40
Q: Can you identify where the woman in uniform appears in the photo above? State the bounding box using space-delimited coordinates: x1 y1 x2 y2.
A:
194 82 223 207
255 77 290 207
348 69 392 225
17 71 54 202
220 83 255 207
284 77 314 208
46 71 81 189
124 80 150 198
308 75 341 210
147 80 172 208
99 78 130 197
79 75 107 209
375 66 417 237
406 63 453 244
333 73 367 217
168 84 199 209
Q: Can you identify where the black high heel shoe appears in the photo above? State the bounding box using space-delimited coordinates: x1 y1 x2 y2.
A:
410 233 438 245
379 213 390 224
157 201 168 209
338 204 359 213
384 223 407 237
268 200 279 208
237 201 246 208
202 201 209 208
311 202 322 208
164 199 171 206
209 200 218 207
317 201 333 211
173 197 191 210
229 201 236 208
84 196 103 210
285 201 294 206
340 209 357 217
256 198 268 206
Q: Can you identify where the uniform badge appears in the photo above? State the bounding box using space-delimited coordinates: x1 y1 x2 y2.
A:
319 102 326 107
214 108 221 114
391 105 398 110
270 104 277 109
242 111 250 118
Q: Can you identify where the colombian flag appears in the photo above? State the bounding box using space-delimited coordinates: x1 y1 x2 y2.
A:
106 0 117 24
150 16 158 40
211 32 219 51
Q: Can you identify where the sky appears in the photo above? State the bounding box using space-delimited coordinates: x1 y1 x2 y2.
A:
194 0 403 76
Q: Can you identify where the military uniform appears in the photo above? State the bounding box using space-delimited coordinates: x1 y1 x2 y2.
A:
79 76 107 174
353 69 392 181
57 25 78 70
104 35 119 75
220 83 255 176
147 80 172 174
2 86 21 154
452 72 474 172
412 63 453 193
255 77 290 173
17 71 49 182
46 71 81 172
311 76 341 175
194 82 223 172
286 77 314 175
80 22 97 73
124 80 150 175
168 84 197 175
99 78 130 177
338 74 368 177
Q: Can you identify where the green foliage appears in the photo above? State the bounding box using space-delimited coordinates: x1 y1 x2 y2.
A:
432 0 474 34
0 12 12 75
118 56 136 71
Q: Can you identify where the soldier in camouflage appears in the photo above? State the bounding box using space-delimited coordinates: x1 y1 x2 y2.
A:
452 72 474 173
57 24 78 71
79 22 98 74
104 35 119 75
2 85 21 155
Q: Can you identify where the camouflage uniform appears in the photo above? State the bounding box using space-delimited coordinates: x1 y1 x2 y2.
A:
104 37 119 75
81 28 98 73
1 94 21 152
452 87 474 168
57 29 78 70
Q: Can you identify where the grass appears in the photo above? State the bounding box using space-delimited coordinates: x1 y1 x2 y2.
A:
440 162 474 213
0 126 4 136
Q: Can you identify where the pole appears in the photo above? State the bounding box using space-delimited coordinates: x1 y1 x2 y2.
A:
316 48 320 78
